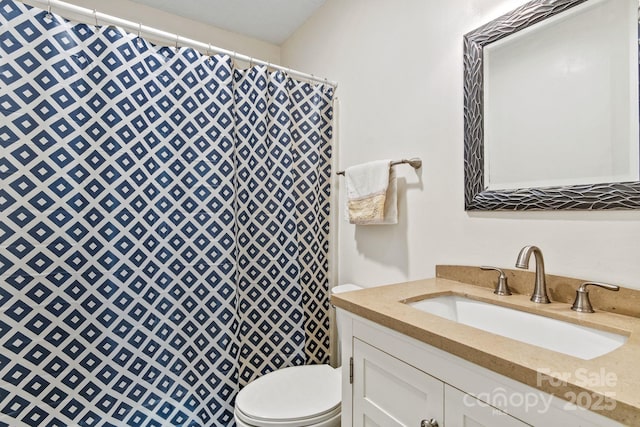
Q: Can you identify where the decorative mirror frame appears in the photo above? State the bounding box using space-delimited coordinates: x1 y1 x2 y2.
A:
463 0 640 210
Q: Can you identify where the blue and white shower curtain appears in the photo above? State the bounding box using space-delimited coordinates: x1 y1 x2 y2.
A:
0 1 334 425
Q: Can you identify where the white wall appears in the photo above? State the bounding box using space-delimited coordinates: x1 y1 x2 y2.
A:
282 0 640 290
22 0 280 63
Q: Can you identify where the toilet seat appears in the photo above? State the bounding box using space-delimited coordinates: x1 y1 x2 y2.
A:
234 364 341 427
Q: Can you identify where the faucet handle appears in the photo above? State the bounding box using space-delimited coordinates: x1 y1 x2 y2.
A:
571 282 619 313
480 266 512 296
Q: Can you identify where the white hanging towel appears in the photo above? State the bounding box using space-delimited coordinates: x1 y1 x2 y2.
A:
345 160 398 225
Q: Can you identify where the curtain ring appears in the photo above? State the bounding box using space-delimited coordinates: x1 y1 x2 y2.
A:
229 51 239 67
136 23 143 47
45 0 52 19
207 44 214 64
93 9 98 29
175 34 179 52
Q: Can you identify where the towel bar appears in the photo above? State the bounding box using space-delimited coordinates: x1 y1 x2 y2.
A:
336 158 422 176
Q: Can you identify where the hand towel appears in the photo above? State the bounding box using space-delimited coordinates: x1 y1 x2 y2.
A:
345 160 398 225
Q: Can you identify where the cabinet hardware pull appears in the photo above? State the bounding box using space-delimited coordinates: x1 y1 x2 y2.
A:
421 419 438 427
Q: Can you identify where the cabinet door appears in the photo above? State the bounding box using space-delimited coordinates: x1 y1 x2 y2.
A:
445 385 531 427
353 338 444 427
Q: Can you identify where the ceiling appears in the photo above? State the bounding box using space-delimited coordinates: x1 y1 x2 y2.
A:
130 0 326 45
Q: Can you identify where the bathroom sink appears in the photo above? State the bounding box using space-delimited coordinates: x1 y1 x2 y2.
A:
408 295 627 360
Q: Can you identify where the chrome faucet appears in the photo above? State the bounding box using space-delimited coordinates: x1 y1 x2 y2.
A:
515 245 551 303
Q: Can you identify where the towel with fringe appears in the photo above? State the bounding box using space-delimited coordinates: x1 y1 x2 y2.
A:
345 160 398 225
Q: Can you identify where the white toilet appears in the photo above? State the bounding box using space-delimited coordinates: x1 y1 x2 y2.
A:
234 284 362 427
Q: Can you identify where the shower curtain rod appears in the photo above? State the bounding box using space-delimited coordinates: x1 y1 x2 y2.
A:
22 0 338 88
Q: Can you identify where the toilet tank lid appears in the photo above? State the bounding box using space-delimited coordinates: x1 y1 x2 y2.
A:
331 284 362 294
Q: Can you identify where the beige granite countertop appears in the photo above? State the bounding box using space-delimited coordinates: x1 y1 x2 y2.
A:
332 270 640 425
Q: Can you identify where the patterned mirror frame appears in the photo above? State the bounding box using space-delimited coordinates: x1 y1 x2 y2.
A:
463 0 640 210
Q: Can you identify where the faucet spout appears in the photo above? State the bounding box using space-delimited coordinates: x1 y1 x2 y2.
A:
515 245 551 304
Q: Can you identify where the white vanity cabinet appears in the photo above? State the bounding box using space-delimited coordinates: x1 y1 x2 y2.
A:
339 310 623 427
353 338 527 427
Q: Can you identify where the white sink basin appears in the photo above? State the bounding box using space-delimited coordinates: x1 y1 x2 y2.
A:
408 295 627 360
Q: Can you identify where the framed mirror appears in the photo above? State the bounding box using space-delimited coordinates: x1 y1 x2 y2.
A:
464 0 640 210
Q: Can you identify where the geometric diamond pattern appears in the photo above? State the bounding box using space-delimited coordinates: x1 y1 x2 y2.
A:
288 78 334 366
0 1 334 426
233 67 303 386
231 68 334 386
